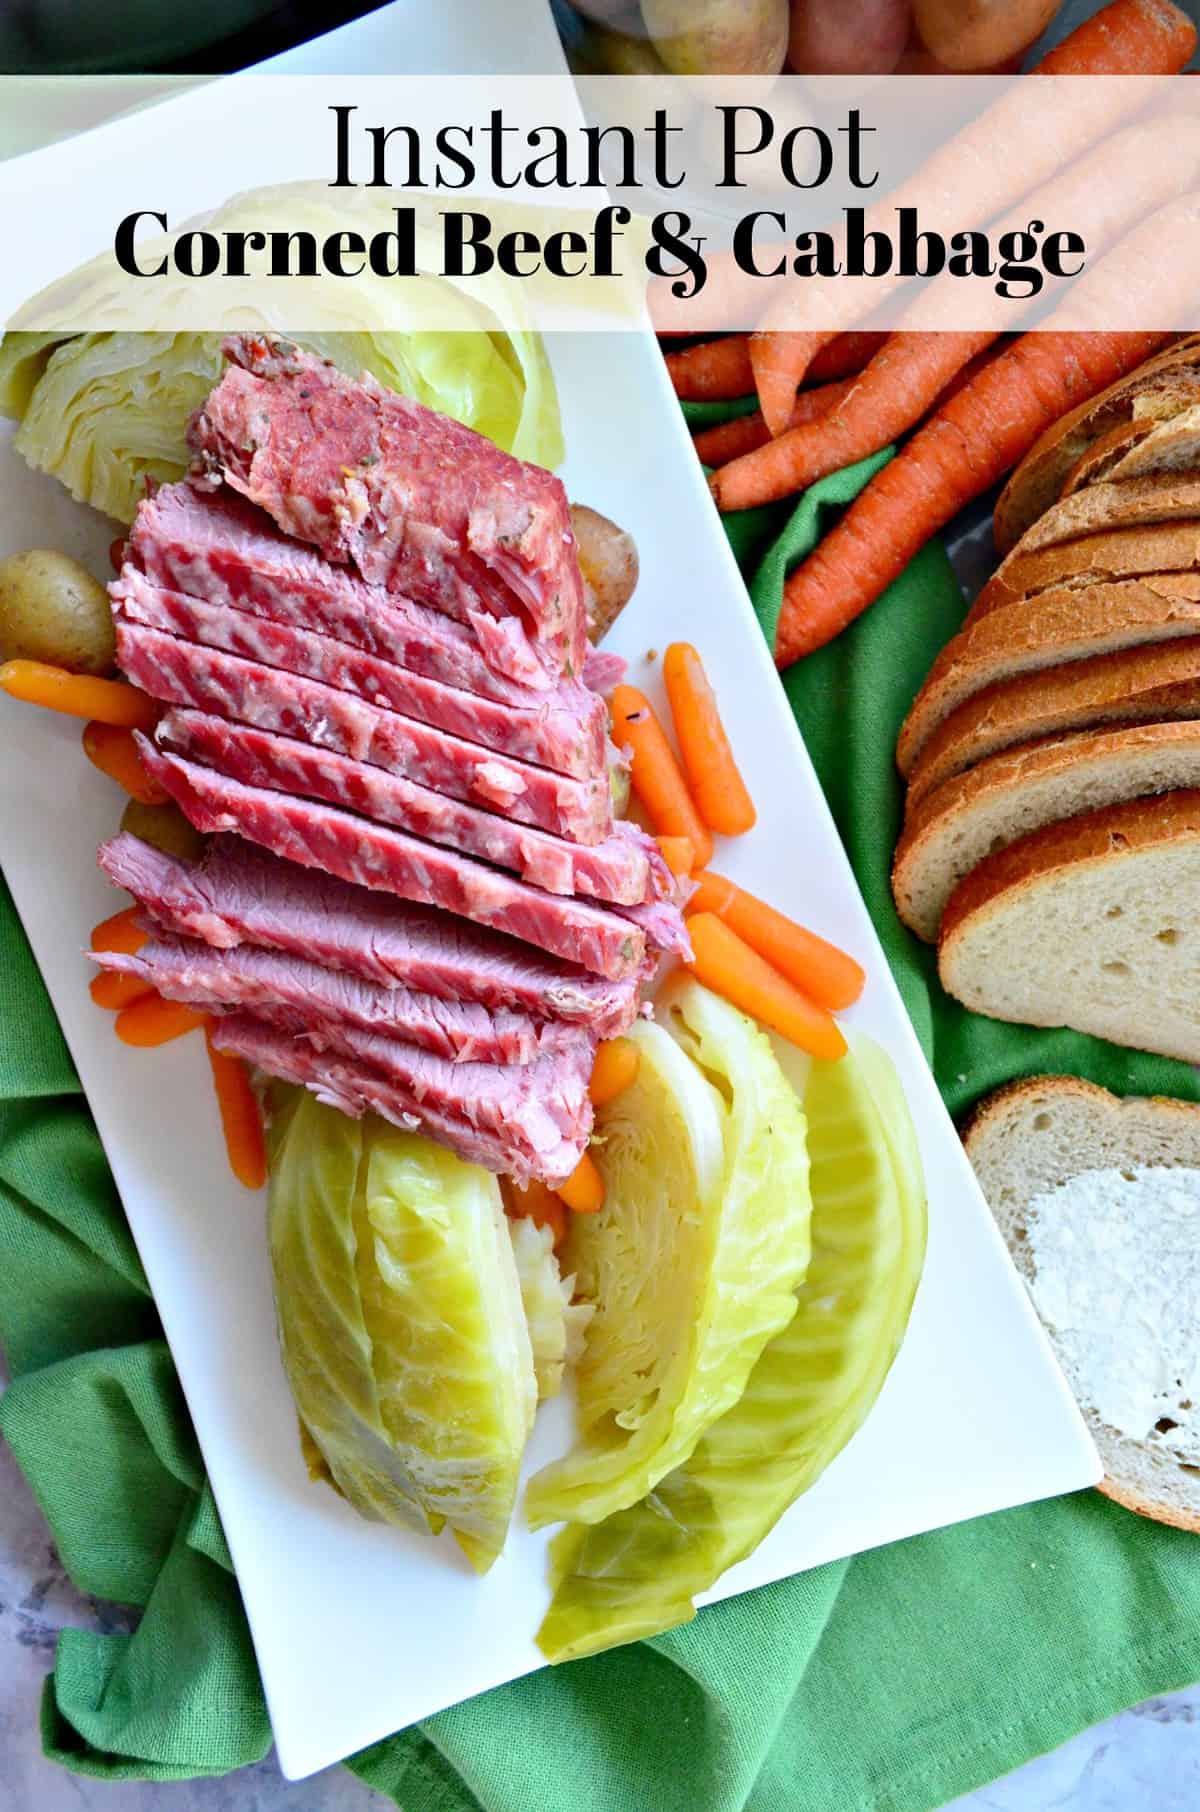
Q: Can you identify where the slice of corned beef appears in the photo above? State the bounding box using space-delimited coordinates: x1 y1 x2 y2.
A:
117 623 611 845
134 741 648 982
92 933 588 1065
581 649 627 696
212 1011 587 1183
114 567 607 780
188 336 586 685
98 834 643 1033
155 710 654 906
132 482 562 699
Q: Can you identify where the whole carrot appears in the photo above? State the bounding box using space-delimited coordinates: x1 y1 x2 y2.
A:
747 0 1198 433
685 913 847 1061
669 332 887 403
690 871 865 1010
90 905 146 957
589 1038 640 1108
610 684 713 869
89 970 154 1012
506 1177 568 1246
0 660 157 730
82 720 170 804
714 333 997 512
114 995 208 1047
693 375 857 470
775 329 1169 666
662 643 756 837
204 1024 267 1190
656 835 695 877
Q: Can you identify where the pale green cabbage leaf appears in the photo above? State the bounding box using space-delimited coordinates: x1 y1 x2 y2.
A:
268 1088 536 1573
0 322 562 525
509 1217 594 1402
525 981 813 1531
537 1035 928 1661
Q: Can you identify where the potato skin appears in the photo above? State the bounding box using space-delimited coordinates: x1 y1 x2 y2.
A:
0 549 116 675
119 798 206 863
788 0 909 73
911 0 1059 70
571 503 640 644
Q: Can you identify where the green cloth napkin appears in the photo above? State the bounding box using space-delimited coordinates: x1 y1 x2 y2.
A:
2 448 1199 1812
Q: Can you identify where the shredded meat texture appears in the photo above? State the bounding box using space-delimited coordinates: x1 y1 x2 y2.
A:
188 335 587 687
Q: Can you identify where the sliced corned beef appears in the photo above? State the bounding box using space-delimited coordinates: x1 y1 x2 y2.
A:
117 623 611 844
614 895 694 962
92 933 588 1066
581 649 627 697
131 482 561 699
188 336 586 685
98 835 643 1033
211 1012 585 1183
155 711 654 906
114 568 607 780
134 741 648 981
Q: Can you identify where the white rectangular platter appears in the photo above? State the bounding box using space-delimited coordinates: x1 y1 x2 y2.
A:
0 325 1098 1779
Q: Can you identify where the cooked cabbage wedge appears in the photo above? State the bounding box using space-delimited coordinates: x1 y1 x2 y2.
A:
537 1036 927 1662
509 1216 593 1402
525 983 813 1531
268 1089 536 1573
0 323 563 525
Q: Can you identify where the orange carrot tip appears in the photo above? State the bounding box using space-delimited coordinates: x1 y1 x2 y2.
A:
590 1038 640 1109
610 684 713 870
204 1025 267 1190
90 905 147 956
82 720 169 804
114 995 207 1047
684 912 846 1062
688 870 865 1011
0 660 157 730
506 1177 569 1248
89 970 154 1012
656 835 695 878
556 1150 606 1215
662 642 756 838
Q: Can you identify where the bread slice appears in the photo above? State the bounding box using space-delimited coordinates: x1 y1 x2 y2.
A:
971 520 1200 622
896 578 1200 777
964 1074 1200 1534
993 337 1200 552
905 638 1200 811
1076 403 1200 490
893 723 1200 942
1011 475 1200 556
1060 418 1155 494
938 790 1200 1063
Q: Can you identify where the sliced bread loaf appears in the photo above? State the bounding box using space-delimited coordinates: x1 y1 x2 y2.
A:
1067 403 1200 492
905 638 1200 811
938 790 1200 1063
993 337 1200 553
893 722 1200 942
896 577 1200 777
1009 475 1200 556
971 520 1200 622
964 1074 1200 1533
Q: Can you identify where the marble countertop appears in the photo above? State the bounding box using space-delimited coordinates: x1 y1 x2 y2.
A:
0 1400 1195 1812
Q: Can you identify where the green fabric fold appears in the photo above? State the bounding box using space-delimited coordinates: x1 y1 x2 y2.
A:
0 443 1197 1812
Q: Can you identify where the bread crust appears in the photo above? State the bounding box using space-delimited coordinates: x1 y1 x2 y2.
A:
892 723 1200 941
993 337 1200 553
906 640 1200 810
972 520 1200 622
897 578 1200 777
963 1073 1200 1534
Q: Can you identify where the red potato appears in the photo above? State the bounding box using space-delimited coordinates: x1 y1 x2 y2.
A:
912 0 1061 70
788 0 910 73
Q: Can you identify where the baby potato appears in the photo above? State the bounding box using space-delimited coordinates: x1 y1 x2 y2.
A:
0 549 115 675
119 798 206 863
571 503 640 643
911 0 1059 70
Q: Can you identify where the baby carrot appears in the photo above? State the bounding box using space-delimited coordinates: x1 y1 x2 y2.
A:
90 906 147 957
0 660 157 730
204 1024 267 1190
507 1178 568 1247
685 913 847 1061
689 871 865 1011
656 835 695 877
610 685 713 869
556 1150 606 1215
82 720 169 804
114 995 207 1047
662 643 756 838
590 1038 640 1109
89 970 154 1011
